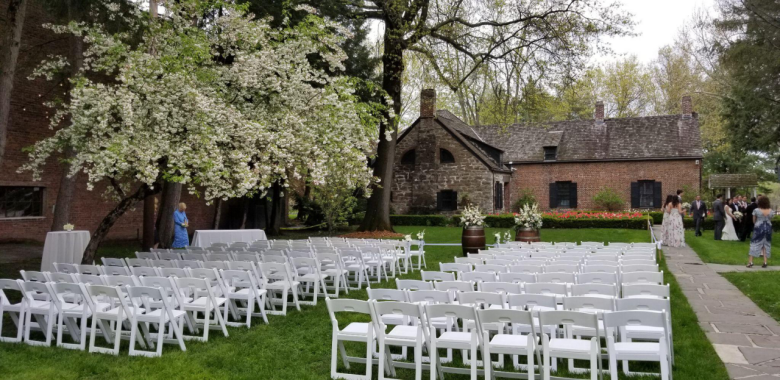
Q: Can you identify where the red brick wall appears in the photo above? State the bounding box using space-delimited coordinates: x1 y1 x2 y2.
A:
0 1 214 243
509 159 701 211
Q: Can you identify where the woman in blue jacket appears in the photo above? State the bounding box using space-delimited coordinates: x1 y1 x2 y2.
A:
172 202 190 248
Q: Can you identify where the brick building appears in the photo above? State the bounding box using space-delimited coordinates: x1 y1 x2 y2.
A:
391 89 702 214
0 1 216 243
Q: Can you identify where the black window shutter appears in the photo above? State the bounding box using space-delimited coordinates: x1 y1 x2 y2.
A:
437 192 443 211
571 183 578 208
630 182 640 208
653 182 663 208
549 183 558 208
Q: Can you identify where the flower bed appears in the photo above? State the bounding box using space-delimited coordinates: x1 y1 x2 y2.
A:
544 211 645 220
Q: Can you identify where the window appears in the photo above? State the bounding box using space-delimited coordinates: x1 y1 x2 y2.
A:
401 149 416 165
0 186 44 218
631 180 662 209
494 182 504 210
544 147 557 161
440 148 455 164
549 181 578 208
437 190 458 211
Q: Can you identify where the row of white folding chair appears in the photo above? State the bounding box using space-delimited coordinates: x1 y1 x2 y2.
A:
40 262 302 316
431 267 664 287
447 260 659 276
465 252 655 265
397 278 670 299
0 277 243 355
327 296 670 380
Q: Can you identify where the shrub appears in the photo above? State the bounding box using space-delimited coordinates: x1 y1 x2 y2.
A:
592 187 625 211
512 188 537 212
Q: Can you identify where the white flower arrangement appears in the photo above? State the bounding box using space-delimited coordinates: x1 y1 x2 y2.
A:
682 202 691 210
514 203 543 230
733 211 743 220
404 234 412 241
416 230 425 240
460 204 485 227
494 232 501 242
503 231 512 243
63 223 75 231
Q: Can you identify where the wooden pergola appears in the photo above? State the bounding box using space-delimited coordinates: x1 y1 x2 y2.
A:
707 173 759 198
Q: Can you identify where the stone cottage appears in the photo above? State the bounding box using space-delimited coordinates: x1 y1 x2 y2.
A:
391 89 702 213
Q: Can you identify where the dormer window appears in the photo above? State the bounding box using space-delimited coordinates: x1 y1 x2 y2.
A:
401 149 416 165
440 148 455 164
544 146 557 161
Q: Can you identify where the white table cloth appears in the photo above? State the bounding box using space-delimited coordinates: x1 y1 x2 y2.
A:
191 229 267 248
41 231 91 272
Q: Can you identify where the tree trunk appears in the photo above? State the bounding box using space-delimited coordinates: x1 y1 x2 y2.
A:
50 4 83 232
0 0 27 166
156 182 182 248
82 183 160 263
359 32 403 232
142 194 156 250
212 198 222 229
267 181 283 235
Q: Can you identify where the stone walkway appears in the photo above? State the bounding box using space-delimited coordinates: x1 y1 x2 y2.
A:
708 263 780 273
657 227 780 378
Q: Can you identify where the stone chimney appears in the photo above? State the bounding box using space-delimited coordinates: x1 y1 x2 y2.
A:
595 101 604 124
420 89 436 118
681 95 692 119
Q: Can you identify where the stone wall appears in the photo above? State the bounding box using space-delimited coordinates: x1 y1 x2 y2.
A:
391 117 505 214
0 1 215 243
509 159 701 211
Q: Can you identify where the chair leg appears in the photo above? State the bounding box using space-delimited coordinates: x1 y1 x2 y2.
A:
483 332 492 380
331 335 340 378
292 285 301 311
590 351 598 380
429 338 437 380
339 341 351 369
609 353 618 380
527 348 535 380
112 317 122 355
378 335 386 380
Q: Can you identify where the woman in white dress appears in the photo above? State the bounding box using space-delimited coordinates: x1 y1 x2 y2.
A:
722 198 740 241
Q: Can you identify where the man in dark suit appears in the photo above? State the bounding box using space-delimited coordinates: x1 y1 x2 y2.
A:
691 195 707 236
741 197 758 241
713 194 725 240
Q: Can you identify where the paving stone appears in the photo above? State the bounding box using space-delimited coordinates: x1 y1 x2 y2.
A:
687 299 723 308
739 347 780 364
707 306 763 317
698 313 777 325
725 364 761 378
707 333 753 346
765 324 780 336
751 336 780 349
699 322 714 332
714 323 773 335
715 344 751 364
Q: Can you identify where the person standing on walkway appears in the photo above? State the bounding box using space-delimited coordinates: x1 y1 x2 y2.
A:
663 195 685 247
748 196 775 268
691 195 707 236
172 202 190 248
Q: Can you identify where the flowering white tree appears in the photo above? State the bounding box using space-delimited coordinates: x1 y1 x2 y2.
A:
21 0 386 262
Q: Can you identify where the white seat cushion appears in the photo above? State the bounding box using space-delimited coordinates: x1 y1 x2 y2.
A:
438 331 472 343
549 338 592 353
490 334 530 349
614 342 661 355
387 325 419 340
341 322 370 337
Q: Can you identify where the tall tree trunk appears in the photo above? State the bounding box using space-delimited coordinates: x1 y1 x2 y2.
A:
240 198 249 229
212 198 222 229
360 32 403 232
267 181 283 235
50 2 83 232
0 0 27 166
83 183 160 263
156 182 182 248
141 0 159 248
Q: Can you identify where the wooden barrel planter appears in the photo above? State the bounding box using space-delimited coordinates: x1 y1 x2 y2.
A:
462 226 486 256
515 227 541 243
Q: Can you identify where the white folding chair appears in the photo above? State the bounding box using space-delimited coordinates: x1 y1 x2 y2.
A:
125 258 150 268
616 298 674 366
86 284 135 355
291 257 329 306
131 266 160 278
77 265 101 275
581 265 618 274
622 284 669 299
537 272 576 284
454 257 483 266
571 283 617 299
426 304 482 379
539 310 603 380
181 253 206 262
621 271 664 286
202 261 229 271
219 270 269 327
499 272 536 285
372 301 428 380
460 271 497 284
577 272 618 286
176 259 203 269
545 264 579 273
604 310 670 380
50 282 95 350
53 263 79 274
439 263 472 279
173 277 229 341
207 253 232 262
509 264 543 274
136 252 158 260
46 272 76 284
340 251 370 290
126 286 187 357
100 265 130 276
479 281 522 295
408 239 427 270
149 259 176 269
258 262 301 315
317 252 350 297
434 281 475 302
326 298 375 380
22 281 56 346
395 279 434 291
101 257 127 267
479 309 540 379
421 270 456 282
159 267 189 278
622 264 659 273
0 279 26 342
158 251 182 261
525 283 568 298
475 264 508 274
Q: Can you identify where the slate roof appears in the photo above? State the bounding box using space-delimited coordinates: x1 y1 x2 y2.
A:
434 110 702 163
708 174 759 188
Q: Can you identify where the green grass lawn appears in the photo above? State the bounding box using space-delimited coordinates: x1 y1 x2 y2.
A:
0 228 728 380
685 230 776 266
723 271 780 321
